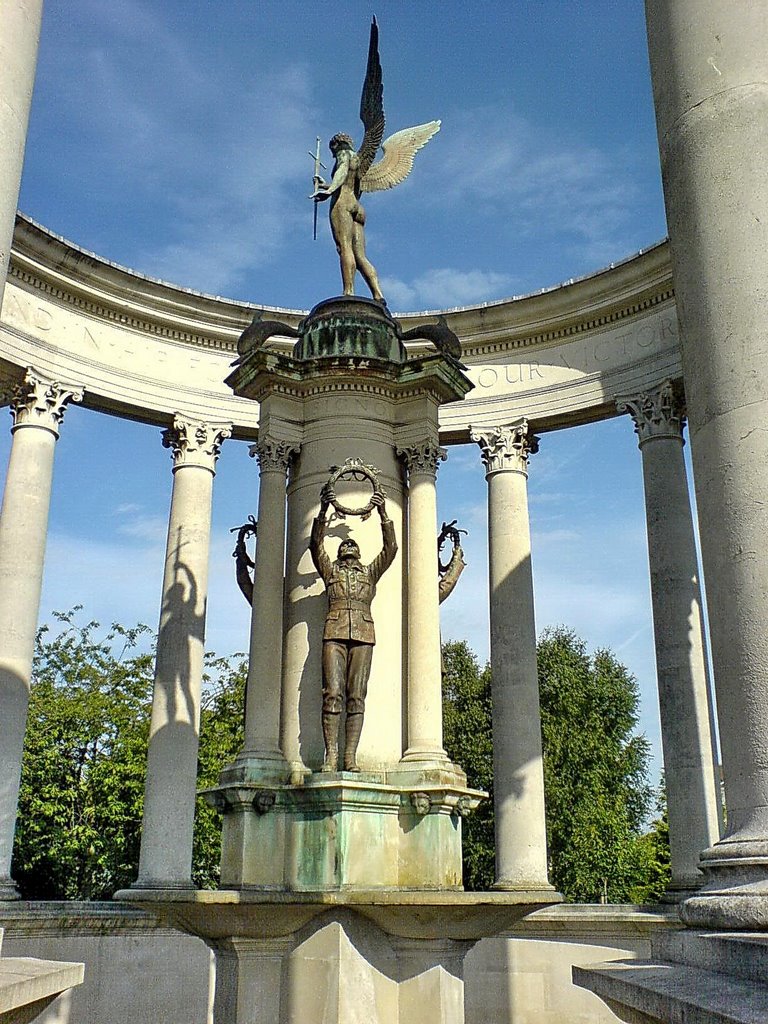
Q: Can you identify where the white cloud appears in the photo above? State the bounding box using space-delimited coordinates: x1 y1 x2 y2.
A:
420 103 644 269
381 267 517 312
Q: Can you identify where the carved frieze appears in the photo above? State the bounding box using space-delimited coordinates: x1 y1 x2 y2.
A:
616 379 685 446
162 416 232 471
9 368 84 436
470 419 539 475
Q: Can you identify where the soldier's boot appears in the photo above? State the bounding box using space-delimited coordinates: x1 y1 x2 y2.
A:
343 713 364 772
321 712 340 772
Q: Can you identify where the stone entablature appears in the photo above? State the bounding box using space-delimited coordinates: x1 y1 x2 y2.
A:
0 215 679 439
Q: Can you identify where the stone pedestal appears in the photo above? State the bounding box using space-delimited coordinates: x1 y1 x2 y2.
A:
115 889 559 1024
205 767 483 892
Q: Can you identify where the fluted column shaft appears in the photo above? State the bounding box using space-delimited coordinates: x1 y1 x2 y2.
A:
0 370 83 898
646 1 768 926
136 416 231 888
399 443 447 762
242 438 298 772
471 421 553 891
618 381 722 898
0 0 42 306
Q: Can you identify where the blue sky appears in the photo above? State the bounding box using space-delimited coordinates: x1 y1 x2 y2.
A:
1 1 682 774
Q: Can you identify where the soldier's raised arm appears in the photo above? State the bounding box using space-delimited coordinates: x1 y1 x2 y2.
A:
310 486 334 584
368 491 397 582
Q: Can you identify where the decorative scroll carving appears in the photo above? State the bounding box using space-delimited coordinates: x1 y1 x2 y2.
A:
396 441 447 477
616 379 686 447
9 368 84 436
248 438 300 472
162 416 232 471
470 419 539 475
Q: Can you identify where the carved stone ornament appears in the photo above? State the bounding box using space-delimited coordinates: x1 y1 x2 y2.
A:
616 379 686 447
162 416 232 472
410 792 432 816
470 420 540 476
396 441 447 477
248 437 301 473
9 368 84 436
252 791 276 816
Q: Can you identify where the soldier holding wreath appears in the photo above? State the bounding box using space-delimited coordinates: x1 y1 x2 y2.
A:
310 461 397 772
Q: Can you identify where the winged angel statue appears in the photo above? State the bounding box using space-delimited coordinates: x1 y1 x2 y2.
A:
311 18 440 304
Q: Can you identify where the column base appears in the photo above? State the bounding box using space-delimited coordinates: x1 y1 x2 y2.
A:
492 879 560 899
679 837 768 929
216 751 294 788
0 877 20 901
400 747 449 764
130 878 197 892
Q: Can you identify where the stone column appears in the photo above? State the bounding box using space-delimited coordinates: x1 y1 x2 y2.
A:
645 1 768 927
240 438 298 778
0 369 83 899
617 380 722 899
0 0 42 306
398 442 448 763
471 421 554 892
135 416 231 889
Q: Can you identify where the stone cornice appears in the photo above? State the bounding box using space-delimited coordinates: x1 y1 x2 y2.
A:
9 215 673 366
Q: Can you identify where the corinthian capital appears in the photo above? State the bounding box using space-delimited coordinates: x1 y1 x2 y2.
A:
248 437 301 472
162 416 232 472
396 441 447 478
616 380 685 447
470 420 539 475
9 368 84 436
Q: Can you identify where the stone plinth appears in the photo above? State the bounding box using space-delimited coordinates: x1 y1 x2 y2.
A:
115 888 559 1024
205 768 485 892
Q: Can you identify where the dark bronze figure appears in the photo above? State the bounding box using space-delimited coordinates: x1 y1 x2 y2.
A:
310 468 397 772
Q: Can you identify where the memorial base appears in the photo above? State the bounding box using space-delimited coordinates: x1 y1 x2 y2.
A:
115 889 559 1024
204 768 485 891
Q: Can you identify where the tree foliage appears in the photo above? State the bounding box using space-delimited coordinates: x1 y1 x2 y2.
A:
443 627 669 901
442 641 494 890
13 611 153 899
14 611 246 899
15 611 668 903
538 627 657 902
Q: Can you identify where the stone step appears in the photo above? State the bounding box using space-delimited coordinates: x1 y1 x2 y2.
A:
573 958 768 1024
0 957 84 1017
655 929 768 986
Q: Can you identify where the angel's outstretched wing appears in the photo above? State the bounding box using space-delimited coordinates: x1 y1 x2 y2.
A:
360 121 441 193
357 17 385 178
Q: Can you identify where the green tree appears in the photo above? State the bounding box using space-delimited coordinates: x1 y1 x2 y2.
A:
443 629 667 900
193 653 246 888
13 610 153 899
442 640 494 890
14 611 247 899
537 627 655 902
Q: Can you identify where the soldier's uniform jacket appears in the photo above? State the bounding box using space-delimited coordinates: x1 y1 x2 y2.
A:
310 514 397 644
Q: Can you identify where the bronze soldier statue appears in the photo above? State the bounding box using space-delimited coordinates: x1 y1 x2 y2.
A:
310 485 397 772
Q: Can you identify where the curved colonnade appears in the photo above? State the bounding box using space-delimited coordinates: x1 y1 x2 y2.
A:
0 213 720 901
